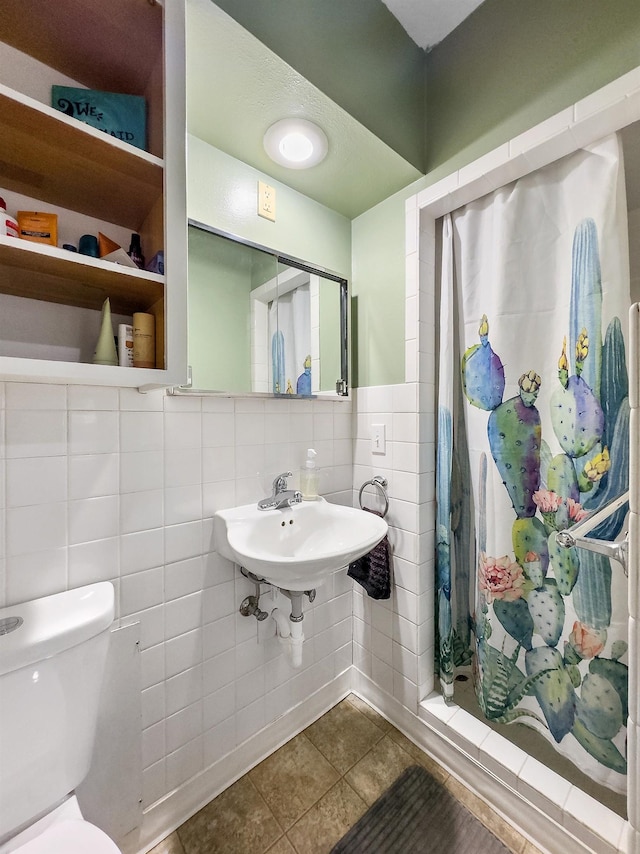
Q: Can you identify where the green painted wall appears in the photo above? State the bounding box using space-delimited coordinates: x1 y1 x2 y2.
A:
351 197 407 389
212 0 426 172
188 226 275 391
352 0 640 387
190 2 640 388
188 136 351 277
187 136 351 392
426 0 640 176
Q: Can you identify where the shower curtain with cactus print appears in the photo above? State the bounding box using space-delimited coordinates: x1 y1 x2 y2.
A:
436 134 631 791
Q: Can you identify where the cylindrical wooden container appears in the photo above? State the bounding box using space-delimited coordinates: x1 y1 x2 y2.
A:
132 312 155 369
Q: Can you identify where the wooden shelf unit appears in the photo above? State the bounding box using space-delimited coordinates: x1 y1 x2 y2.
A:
0 87 163 232
0 0 187 385
0 0 165 157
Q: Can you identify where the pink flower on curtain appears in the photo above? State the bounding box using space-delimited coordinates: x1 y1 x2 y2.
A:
479 553 525 603
569 620 606 658
566 497 588 523
533 489 561 513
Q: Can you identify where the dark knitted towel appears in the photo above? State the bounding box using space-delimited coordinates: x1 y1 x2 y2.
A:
348 508 391 599
331 765 511 854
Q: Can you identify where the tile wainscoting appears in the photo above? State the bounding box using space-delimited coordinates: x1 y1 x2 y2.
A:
0 382 354 849
0 373 624 854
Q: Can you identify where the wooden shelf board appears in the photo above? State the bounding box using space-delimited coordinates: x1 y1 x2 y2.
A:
0 0 162 98
0 354 171 388
0 86 163 230
0 236 164 315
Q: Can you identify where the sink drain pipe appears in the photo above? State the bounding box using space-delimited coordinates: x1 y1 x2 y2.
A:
272 590 314 668
271 607 291 639
271 607 304 668
288 592 305 668
238 570 315 668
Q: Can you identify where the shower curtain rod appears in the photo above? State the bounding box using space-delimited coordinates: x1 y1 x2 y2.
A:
556 489 629 575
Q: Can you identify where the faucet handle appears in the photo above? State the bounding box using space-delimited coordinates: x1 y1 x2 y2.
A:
273 471 292 492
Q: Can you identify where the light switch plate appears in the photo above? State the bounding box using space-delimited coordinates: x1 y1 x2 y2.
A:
371 423 386 454
258 180 276 221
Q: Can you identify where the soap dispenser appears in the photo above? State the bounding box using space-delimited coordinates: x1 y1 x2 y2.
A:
300 448 319 500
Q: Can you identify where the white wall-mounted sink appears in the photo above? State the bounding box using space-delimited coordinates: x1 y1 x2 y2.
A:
213 497 388 591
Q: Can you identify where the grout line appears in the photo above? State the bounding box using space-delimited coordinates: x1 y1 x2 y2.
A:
162 695 533 854
245 774 286 837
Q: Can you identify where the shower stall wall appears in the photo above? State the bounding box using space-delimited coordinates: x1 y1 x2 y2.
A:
406 66 640 854
439 134 630 793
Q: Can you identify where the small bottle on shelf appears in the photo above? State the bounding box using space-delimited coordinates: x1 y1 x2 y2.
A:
118 323 134 367
0 197 19 239
127 233 145 269
133 312 155 368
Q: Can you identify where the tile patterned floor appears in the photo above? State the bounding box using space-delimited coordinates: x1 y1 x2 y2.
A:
149 695 543 854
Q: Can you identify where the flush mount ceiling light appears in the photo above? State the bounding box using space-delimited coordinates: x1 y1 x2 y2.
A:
263 118 328 169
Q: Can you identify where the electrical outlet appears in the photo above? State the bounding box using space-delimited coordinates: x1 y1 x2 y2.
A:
258 180 276 221
371 423 386 455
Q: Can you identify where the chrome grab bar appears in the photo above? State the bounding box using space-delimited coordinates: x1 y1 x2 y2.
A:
556 490 629 576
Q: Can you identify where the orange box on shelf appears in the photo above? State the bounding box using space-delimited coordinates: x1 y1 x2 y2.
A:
17 211 58 245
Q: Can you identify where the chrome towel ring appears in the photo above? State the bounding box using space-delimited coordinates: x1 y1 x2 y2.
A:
358 475 389 518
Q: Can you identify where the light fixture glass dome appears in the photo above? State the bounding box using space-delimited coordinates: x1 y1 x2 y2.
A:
264 119 328 169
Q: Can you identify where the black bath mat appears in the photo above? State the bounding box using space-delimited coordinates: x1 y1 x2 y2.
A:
331 765 510 853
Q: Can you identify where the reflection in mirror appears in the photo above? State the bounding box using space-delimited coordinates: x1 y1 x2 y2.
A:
186 221 348 396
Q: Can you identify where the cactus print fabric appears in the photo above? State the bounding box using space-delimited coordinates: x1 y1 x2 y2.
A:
437 134 630 792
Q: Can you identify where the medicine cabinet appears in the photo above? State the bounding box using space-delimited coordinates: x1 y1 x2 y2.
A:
0 0 187 388
182 222 348 397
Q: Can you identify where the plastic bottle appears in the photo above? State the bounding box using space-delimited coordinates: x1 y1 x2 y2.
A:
127 233 145 269
300 448 319 500
0 197 19 239
118 323 134 367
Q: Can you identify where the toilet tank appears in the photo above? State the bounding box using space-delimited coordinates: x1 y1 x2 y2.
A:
0 583 114 841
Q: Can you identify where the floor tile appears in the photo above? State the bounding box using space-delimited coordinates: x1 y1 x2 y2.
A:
249 733 339 830
345 693 393 732
148 832 186 854
344 734 416 805
167 695 535 854
286 779 367 854
266 837 296 854
177 775 282 854
304 698 384 774
445 776 527 853
386 727 450 784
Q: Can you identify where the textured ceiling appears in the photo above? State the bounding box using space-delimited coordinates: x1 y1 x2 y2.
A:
187 0 422 220
382 0 486 49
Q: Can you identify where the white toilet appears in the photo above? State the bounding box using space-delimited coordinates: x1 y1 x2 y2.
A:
0 582 121 853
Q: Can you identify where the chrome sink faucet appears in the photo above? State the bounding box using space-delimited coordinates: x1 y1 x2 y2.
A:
258 471 303 511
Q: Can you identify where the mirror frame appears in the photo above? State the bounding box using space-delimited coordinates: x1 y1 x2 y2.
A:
176 219 349 398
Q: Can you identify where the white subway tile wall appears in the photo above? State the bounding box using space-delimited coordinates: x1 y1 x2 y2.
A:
351 376 435 715
0 384 354 811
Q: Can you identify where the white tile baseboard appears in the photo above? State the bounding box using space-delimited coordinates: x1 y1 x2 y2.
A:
121 669 352 854
353 670 625 854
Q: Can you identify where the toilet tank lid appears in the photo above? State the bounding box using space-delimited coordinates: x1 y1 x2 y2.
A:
0 583 114 677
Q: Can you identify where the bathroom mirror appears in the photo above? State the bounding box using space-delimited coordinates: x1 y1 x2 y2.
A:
184 221 348 397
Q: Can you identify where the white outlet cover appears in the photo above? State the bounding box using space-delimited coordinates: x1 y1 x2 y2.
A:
371 423 386 455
